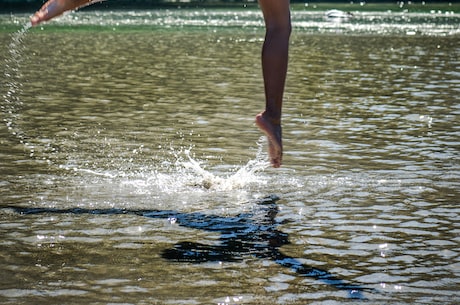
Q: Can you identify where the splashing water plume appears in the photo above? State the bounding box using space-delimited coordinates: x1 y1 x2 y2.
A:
2 23 31 143
2 21 269 207
50 139 271 210
0 7 459 304
178 140 269 191
89 142 269 193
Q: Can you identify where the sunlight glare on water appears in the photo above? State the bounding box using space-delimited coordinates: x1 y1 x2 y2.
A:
19 9 459 36
0 4 459 305
58 140 270 210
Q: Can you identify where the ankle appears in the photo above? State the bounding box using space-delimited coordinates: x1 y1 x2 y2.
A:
262 111 281 125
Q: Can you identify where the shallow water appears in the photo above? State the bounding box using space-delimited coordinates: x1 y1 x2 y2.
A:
1 7 459 305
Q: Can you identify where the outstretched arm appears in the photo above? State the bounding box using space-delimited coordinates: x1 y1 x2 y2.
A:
30 0 101 26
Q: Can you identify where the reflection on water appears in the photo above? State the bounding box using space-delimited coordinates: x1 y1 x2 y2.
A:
7 196 374 300
1 6 459 305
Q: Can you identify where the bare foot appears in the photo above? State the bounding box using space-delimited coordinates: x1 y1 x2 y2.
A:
255 112 282 168
31 0 68 26
30 0 94 26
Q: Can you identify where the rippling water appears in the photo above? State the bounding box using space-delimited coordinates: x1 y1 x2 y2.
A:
1 6 459 305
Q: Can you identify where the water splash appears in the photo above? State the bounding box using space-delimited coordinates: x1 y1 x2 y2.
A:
2 22 31 146
2 22 64 163
177 139 269 191
65 142 269 194
53 140 270 210
0 20 269 209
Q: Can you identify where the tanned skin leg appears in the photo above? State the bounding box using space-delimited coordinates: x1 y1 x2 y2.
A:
31 0 291 168
256 0 291 168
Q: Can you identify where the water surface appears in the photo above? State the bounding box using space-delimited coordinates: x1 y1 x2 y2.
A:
1 7 459 305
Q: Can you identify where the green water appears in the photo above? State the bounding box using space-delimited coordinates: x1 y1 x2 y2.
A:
1 6 459 305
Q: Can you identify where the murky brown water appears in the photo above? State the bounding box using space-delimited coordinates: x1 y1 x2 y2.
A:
1 8 459 305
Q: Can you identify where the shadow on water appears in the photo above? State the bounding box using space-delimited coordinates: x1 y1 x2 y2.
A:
6 195 377 299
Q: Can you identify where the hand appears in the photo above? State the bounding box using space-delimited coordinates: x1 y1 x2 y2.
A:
30 0 96 26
